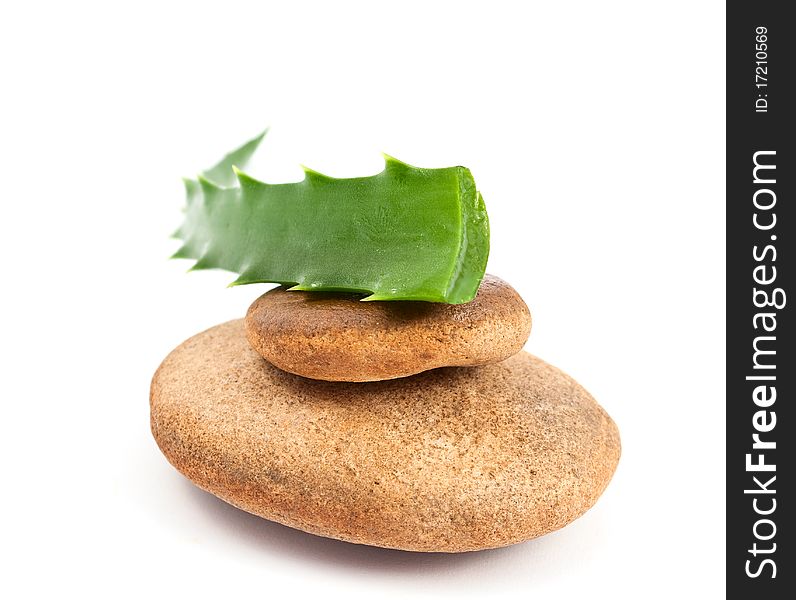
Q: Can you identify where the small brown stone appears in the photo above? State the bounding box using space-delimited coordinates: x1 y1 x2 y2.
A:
151 320 620 553
245 274 532 382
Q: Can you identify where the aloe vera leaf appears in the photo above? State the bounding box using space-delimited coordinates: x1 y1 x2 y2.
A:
173 132 489 303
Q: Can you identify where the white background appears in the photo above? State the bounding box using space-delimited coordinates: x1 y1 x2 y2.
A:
0 1 725 598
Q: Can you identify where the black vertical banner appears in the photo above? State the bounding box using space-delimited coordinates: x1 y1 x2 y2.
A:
727 2 793 597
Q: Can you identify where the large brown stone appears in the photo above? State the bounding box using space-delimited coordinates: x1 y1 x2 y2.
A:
150 320 620 553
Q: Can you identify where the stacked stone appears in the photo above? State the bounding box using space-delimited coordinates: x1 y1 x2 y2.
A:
150 275 620 552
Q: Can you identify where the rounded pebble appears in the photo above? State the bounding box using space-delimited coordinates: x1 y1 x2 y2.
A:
245 274 532 381
151 320 620 552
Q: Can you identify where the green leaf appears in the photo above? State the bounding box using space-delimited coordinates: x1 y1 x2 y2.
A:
173 131 489 303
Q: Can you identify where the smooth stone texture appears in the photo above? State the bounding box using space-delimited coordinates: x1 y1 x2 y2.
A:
245 274 532 382
151 320 620 553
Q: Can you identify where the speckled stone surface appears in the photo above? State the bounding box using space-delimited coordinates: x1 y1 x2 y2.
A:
245 274 532 382
150 320 620 552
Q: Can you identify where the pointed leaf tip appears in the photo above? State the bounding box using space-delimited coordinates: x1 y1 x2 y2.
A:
188 256 215 272
382 153 416 172
197 174 224 198
183 177 201 205
251 128 269 143
228 270 262 287
233 166 262 190
201 128 268 187
301 164 334 184
171 245 193 259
